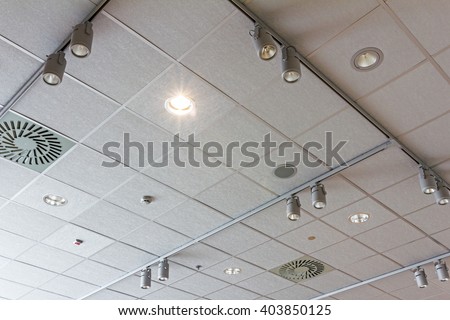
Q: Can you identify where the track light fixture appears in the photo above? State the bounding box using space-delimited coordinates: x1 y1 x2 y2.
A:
70 21 93 58
42 52 66 85
250 23 277 61
158 258 169 281
286 195 301 221
140 267 151 289
418 167 436 194
281 46 301 83
434 181 450 205
311 183 326 209
435 260 449 282
413 267 428 288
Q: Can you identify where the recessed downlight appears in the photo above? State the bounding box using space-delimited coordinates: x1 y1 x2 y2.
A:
165 95 195 115
43 194 67 206
224 267 241 275
349 213 370 224
273 163 297 179
351 47 383 71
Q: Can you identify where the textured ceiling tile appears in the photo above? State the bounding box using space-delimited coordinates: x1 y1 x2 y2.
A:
384 237 447 266
433 159 450 184
0 230 36 259
391 282 446 300
85 289 136 300
302 270 358 293
171 273 229 297
202 258 265 284
371 269 415 292
435 47 450 78
0 279 33 300
341 254 400 281
0 261 57 287
333 284 385 300
143 287 198 300
108 275 164 298
267 284 319 300
40 275 99 299
0 157 39 199
64 260 125 286
206 285 259 300
405 204 450 234
19 289 69 300
170 243 230 270
238 272 293 296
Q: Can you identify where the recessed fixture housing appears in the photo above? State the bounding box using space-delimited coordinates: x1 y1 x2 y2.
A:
349 213 370 224
273 163 297 179
43 194 67 206
352 47 383 71
165 95 195 115
224 267 241 275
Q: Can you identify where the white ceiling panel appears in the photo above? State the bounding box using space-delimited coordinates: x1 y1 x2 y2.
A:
237 272 293 296
371 269 415 293
433 159 450 183
143 287 198 300
341 254 400 281
435 46 450 77
171 273 229 297
302 270 358 293
0 157 39 199
108 275 164 298
202 258 265 285
206 285 260 300
0 230 36 259
268 284 319 300
85 289 136 300
357 62 450 136
384 237 447 266
308 7 424 100
170 243 230 270
0 279 33 300
40 275 99 299
64 260 125 286
405 204 450 235
431 228 450 249
19 289 69 300
65 13 172 103
391 282 446 300
0 256 10 269
333 284 385 300
0 261 56 287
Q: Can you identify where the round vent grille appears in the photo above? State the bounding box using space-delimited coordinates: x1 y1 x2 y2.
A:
0 119 63 165
278 258 326 281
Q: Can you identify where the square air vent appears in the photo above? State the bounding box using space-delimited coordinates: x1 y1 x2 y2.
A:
0 111 75 173
270 256 334 283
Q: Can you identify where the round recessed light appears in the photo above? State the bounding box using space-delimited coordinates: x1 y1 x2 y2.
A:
273 163 297 179
307 236 316 241
351 47 383 71
349 213 370 224
224 267 241 275
43 194 67 206
165 95 195 115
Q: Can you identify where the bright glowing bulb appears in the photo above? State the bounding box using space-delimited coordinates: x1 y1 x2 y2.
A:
165 95 195 115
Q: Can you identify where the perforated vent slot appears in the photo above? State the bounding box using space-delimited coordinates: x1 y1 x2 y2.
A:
270 256 333 283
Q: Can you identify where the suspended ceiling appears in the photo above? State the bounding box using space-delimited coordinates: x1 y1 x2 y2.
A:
0 0 450 300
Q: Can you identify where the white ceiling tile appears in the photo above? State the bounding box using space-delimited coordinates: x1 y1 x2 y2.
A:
425 292 450 300
371 269 415 292
17 244 84 273
0 202 65 241
15 175 99 221
238 240 303 270
40 275 99 299
109 275 164 298
121 222 191 256
46 145 135 198
206 285 259 300
90 242 156 272
170 243 230 270
384 237 447 266
85 289 136 300
433 159 450 184
64 260 125 286
242 200 315 238
341 254 400 281
398 112 450 166
238 272 293 296
0 261 56 287
0 256 9 269
19 289 69 300
202 258 265 284
155 199 231 239
333 284 384 300
73 201 148 239
405 204 450 234
171 273 229 297
358 62 450 136
0 230 36 259
0 157 39 199
431 228 450 249
277 221 347 254
0 279 33 300
302 270 358 293
355 219 423 252
42 224 114 257
391 282 446 300
267 284 319 300
202 223 270 256
195 173 276 218
321 197 397 236
373 176 435 216
342 147 418 194
0 40 41 106
143 287 198 300
65 13 172 103
435 47 450 77
387 0 450 54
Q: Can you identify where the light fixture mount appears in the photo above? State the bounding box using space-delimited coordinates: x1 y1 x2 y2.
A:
165 95 195 115
349 213 370 224
351 47 383 71
224 267 241 275
43 194 67 207
250 23 277 60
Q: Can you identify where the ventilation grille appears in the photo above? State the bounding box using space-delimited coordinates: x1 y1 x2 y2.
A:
270 256 333 283
0 112 75 172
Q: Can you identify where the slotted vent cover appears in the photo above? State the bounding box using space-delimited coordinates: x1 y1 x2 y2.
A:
0 112 75 172
270 256 333 283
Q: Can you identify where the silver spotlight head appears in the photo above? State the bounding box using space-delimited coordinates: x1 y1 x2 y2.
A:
414 267 428 288
140 267 151 289
158 258 169 281
434 181 450 205
418 167 436 194
286 195 301 221
435 260 449 282
311 183 326 209
281 46 301 83
43 52 66 85
70 21 93 58
251 23 277 60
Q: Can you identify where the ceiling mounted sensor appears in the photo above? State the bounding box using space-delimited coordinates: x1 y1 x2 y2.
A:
0 112 75 173
273 163 297 179
352 47 383 71
250 23 277 60
43 52 66 85
70 21 94 58
271 256 333 283
165 95 195 115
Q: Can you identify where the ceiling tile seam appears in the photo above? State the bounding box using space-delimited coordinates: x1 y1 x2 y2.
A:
395 109 450 139
432 43 450 58
0 260 60 288
0 34 44 63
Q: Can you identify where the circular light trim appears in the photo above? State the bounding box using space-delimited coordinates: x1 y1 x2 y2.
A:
224 267 241 275
43 194 67 206
351 47 383 71
43 73 61 85
165 95 195 115
349 213 370 224
273 163 297 179
71 44 90 58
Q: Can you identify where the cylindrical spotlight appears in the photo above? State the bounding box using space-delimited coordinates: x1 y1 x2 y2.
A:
311 183 326 209
43 52 66 85
281 46 301 83
434 181 450 205
70 21 93 58
418 167 436 194
251 23 277 60
414 268 428 288
286 195 301 221
158 258 169 281
435 260 449 282
140 267 151 289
